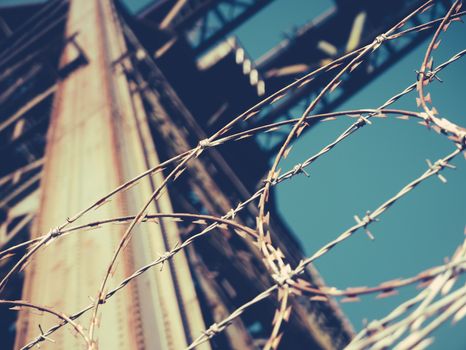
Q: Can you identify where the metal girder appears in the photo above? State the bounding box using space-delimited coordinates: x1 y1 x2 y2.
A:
0 31 88 193
119 14 353 349
0 0 69 70
139 0 273 54
185 0 274 53
0 0 80 258
0 86 57 135
11 0 210 347
0 2 47 40
0 15 12 40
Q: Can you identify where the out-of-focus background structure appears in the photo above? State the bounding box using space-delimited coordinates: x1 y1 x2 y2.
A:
0 0 465 349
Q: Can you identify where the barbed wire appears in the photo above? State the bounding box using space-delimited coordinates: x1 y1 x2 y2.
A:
1 1 465 349
0 300 90 348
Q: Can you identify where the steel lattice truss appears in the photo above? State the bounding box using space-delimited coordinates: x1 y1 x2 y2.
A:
0 0 465 349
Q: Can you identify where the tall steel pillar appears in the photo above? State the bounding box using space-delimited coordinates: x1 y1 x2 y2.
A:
14 0 208 349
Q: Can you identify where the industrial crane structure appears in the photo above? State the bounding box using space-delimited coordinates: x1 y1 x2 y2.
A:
0 0 452 348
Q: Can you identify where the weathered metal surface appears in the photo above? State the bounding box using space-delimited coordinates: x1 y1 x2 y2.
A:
14 0 207 349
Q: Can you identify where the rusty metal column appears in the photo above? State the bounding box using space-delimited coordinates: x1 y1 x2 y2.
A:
15 0 208 349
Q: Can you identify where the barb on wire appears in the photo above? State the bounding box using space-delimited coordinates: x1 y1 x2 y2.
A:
0 300 90 348
354 211 378 240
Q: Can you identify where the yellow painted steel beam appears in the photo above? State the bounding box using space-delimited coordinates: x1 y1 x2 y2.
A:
159 0 188 30
345 12 367 52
